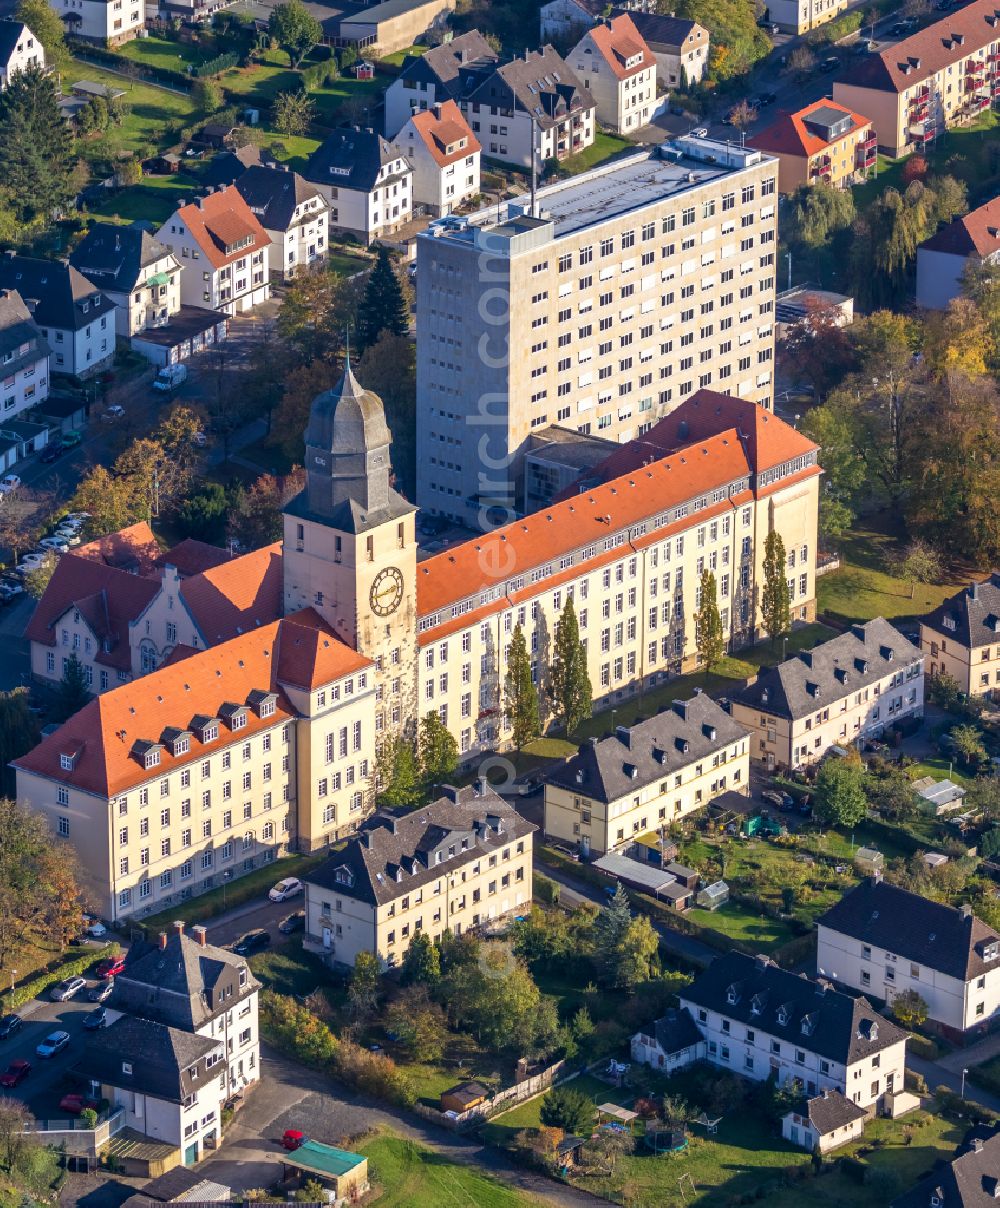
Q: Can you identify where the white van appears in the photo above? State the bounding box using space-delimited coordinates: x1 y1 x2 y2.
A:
152 363 188 392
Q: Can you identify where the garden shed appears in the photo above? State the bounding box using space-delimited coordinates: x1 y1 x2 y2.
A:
854 847 884 875
696 880 729 910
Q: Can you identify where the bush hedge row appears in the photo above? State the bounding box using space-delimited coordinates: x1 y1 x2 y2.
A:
3 943 118 1012
193 51 240 78
68 41 194 90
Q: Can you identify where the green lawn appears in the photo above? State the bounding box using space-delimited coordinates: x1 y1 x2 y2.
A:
560 131 635 175
218 54 302 103
378 45 428 69
310 74 385 126
116 33 210 73
357 1132 537 1207
684 903 798 950
818 528 961 625
483 1074 626 1148
69 59 199 156
261 129 323 172
908 756 975 788
247 936 337 999
328 249 372 278
88 172 200 224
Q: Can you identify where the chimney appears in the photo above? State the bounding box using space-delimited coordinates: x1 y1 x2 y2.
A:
191 924 208 947
971 581 980 601
616 725 631 748
974 1137 985 1152
475 775 488 797
962 903 974 922
440 784 459 802
172 920 185 936
432 102 442 119
158 931 168 950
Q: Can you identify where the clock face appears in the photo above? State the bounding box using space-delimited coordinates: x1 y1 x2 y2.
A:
370 566 404 617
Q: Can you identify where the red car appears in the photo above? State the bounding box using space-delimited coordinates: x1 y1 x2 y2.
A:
59 1093 98 1115
0 1060 31 1088
96 954 125 980
282 1129 305 1151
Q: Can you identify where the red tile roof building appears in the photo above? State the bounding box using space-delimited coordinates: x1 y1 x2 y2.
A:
750 100 876 193
391 100 481 217
569 14 659 134
916 193 1000 309
834 0 1000 157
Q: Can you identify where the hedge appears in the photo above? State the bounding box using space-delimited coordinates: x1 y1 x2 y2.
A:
2 943 118 1012
906 1033 941 1062
300 61 339 91
68 41 194 91
194 51 240 78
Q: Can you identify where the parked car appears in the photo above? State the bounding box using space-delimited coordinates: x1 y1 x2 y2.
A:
101 405 125 423
63 512 89 526
761 789 794 810
50 976 87 1002
0 1060 31 1088
232 929 271 956
59 1091 99 1112
278 910 306 935
282 1130 305 1151
60 431 83 449
36 1031 70 1058
16 553 48 575
82 916 107 938
268 877 303 903
40 442 66 464
0 474 21 494
820 55 839 71
855 39 878 52
152 363 188 393
38 536 69 555
82 1008 107 1031
751 91 777 107
0 581 23 604
53 528 82 547
95 954 125 979
87 979 114 1003
0 1014 22 1040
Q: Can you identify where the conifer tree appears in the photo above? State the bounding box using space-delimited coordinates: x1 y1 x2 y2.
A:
0 65 75 223
695 568 725 670
419 711 458 788
356 245 408 351
550 597 592 737
56 654 90 721
761 530 791 645
504 624 540 749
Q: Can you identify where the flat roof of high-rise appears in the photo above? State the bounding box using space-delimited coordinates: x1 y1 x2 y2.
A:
420 137 772 247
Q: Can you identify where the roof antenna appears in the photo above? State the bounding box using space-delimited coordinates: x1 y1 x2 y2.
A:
344 324 352 374
530 115 538 218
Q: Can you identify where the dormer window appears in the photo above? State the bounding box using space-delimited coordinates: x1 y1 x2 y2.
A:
334 866 354 886
122 1061 132 1075
260 699 275 718
726 985 740 1005
60 752 76 772
202 723 218 743
231 713 246 730
776 1006 789 1026
145 749 160 769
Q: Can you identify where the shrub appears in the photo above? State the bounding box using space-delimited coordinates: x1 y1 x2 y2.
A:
906 1033 940 1061
193 51 240 77
3 944 118 1012
333 1038 415 1108
259 990 339 1066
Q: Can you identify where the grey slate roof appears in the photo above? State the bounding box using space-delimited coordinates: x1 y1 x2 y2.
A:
234 164 326 233
922 575 1000 651
397 30 499 99
546 693 747 804
199 144 272 189
612 10 702 50
304 129 408 193
650 1006 703 1055
795 1088 867 1135
0 254 114 333
465 46 595 131
732 617 922 722
0 20 30 67
679 950 908 1066
113 930 259 1029
69 223 173 294
817 878 1000 983
892 1126 1000 1208
306 784 535 907
0 288 49 373
77 1015 222 1104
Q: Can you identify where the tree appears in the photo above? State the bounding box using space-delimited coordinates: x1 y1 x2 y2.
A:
786 44 815 80
891 988 929 1029
22 553 56 600
0 690 40 798
268 0 322 66
356 246 409 352
583 1127 634 1172
539 1086 594 1135
813 757 868 828
385 987 448 1061
228 468 304 550
270 360 339 462
348 950 380 1018
0 1097 32 1170
192 77 223 113
695 568 725 670
786 182 855 250
442 942 552 1054
550 597 592 736
760 530 790 644
72 465 144 537
616 916 659 990
504 624 540 748
56 653 90 721
592 884 632 985
14 0 67 67
0 64 76 224
864 762 917 822
272 90 316 136
889 539 943 600
400 930 440 985
376 737 421 808
419 711 458 788
726 99 756 132
176 483 230 542
951 724 987 769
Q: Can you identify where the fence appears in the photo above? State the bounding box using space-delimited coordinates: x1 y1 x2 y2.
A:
412 1059 570 1131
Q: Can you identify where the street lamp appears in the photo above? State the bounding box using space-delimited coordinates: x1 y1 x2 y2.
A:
962 1068 969 1100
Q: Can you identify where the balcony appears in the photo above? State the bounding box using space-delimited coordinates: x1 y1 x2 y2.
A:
810 156 832 180
859 131 878 149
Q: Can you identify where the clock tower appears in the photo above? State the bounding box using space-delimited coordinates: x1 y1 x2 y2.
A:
282 357 418 735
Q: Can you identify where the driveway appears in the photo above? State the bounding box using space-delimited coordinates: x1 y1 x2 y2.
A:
204 1048 604 1205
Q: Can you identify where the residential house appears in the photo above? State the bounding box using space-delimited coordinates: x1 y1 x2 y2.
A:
730 618 924 770
55 0 144 45
302 785 535 969
892 1126 1000 1208
155 188 270 315
920 574 1000 700
198 144 275 191
69 223 181 341
615 11 708 88
749 99 877 192
676 951 908 1110
543 694 750 857
0 288 49 423
383 30 499 137
834 0 1000 158
817 878 1000 1036
781 1089 867 1153
234 165 329 282
0 254 115 379
766 0 847 34
462 46 595 168
539 0 655 45
569 14 659 134
303 129 412 244
630 1006 706 1072
917 194 1000 309
0 19 44 86
112 923 260 1105
391 100 481 216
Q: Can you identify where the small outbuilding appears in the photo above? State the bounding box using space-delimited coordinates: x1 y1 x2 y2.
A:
696 880 729 910
854 847 884 876
782 1088 867 1154
914 776 966 816
279 1139 369 1202
440 1081 489 1115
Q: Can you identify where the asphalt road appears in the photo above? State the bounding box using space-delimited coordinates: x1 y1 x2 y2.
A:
204 893 305 950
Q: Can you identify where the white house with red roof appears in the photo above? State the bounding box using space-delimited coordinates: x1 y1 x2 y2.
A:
916 193 1000 310
155 187 270 315
391 100 481 216
569 14 659 134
